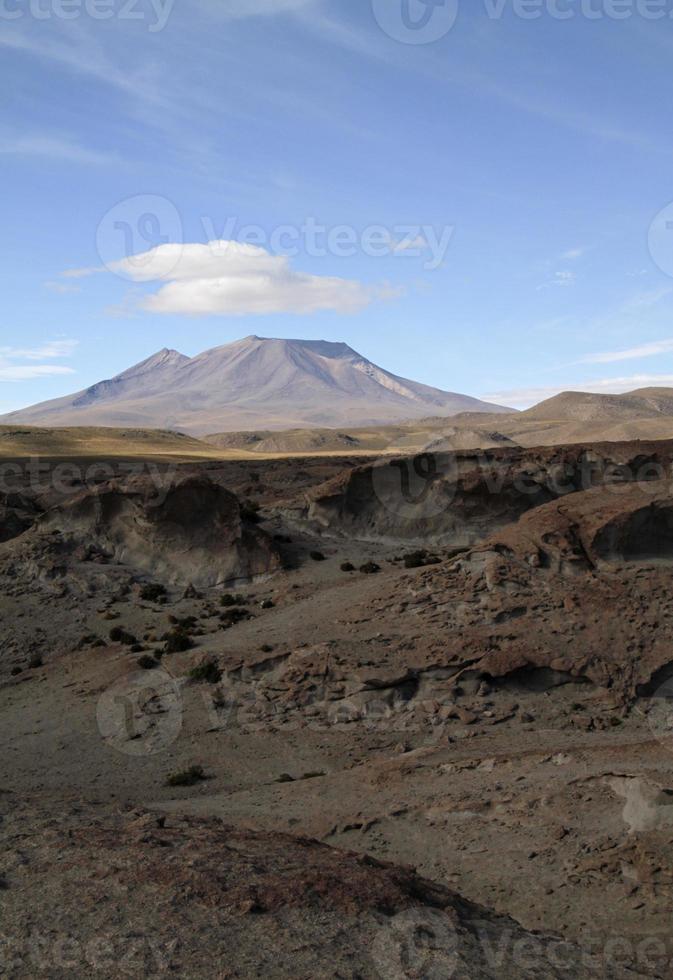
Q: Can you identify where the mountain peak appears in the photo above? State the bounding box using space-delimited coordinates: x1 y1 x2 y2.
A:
115 347 190 382
0 336 512 435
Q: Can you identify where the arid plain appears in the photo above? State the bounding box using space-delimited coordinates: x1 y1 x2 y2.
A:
3 404 673 976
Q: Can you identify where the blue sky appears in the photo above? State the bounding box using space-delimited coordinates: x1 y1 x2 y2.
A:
3 0 673 413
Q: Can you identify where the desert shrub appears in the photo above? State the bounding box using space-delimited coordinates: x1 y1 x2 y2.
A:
359 562 381 575
28 654 43 669
137 655 158 670
189 658 222 684
77 634 103 650
220 607 251 627
310 551 326 562
163 627 193 654
340 562 355 572
260 598 274 609
168 614 198 629
109 626 137 646
140 583 167 602
166 765 207 787
220 593 247 607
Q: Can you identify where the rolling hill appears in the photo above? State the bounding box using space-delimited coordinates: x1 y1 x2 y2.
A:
518 388 673 423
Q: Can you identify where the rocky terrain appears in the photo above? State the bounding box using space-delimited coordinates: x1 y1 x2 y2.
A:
2 439 673 976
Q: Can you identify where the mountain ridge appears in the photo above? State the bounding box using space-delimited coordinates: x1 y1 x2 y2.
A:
0 335 513 435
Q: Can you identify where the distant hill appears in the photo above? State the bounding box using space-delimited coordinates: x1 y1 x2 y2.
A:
0 336 512 436
0 426 225 460
204 423 517 456
519 388 673 423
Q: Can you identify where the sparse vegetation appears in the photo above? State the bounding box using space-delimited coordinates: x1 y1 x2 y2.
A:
137 654 159 670
359 562 381 575
109 626 137 646
340 561 355 572
165 765 208 787
220 593 247 607
139 582 167 602
163 627 193 654
76 634 104 650
220 607 251 627
168 614 198 629
310 550 326 562
189 658 222 684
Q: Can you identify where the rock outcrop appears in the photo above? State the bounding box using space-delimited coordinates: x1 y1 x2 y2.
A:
0 491 41 543
307 441 673 546
377 478 673 702
6 474 281 588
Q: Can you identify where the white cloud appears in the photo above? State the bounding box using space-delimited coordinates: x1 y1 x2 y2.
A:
537 269 576 291
582 338 673 364
0 340 78 360
44 281 82 295
61 267 101 280
0 365 75 381
69 241 384 316
561 247 585 261
0 340 77 381
484 374 673 409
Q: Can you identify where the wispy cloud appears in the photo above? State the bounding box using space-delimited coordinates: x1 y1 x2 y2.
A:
0 365 75 381
0 26 169 109
0 340 78 381
0 134 119 166
297 9 672 155
561 247 585 261
582 338 673 364
537 270 576 291
624 286 673 309
60 266 102 280
0 340 78 360
44 281 82 295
